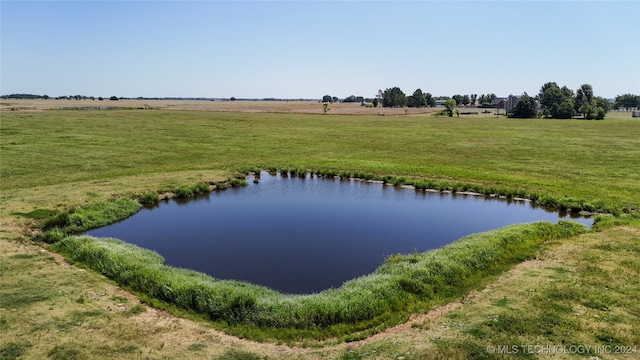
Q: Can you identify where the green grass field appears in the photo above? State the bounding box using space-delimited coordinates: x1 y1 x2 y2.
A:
1 108 639 359
2 110 639 209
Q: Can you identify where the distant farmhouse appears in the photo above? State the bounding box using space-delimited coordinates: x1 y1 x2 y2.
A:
492 95 519 114
506 95 519 113
434 94 534 115
491 97 506 110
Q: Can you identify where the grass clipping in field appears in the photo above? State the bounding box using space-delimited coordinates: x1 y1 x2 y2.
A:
50 220 586 341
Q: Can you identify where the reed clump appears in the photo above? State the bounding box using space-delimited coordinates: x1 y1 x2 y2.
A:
173 182 211 198
138 192 160 204
229 178 249 187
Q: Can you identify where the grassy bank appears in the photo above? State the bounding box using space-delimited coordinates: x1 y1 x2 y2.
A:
29 179 248 244
2 221 637 359
49 221 586 341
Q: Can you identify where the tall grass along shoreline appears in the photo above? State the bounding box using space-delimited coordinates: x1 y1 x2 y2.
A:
37 173 589 341
29 166 634 340
32 178 248 243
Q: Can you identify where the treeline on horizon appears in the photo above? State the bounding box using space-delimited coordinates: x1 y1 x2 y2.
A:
323 84 638 120
4 88 640 116
0 94 320 102
322 87 638 119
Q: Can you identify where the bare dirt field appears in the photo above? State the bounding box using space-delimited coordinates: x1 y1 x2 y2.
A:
0 98 438 115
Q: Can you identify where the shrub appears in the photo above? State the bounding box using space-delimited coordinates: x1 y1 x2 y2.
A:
139 192 159 205
34 228 66 244
173 183 211 198
229 178 248 187
40 198 140 237
391 176 407 186
237 166 262 174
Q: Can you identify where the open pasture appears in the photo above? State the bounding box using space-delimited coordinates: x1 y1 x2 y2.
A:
2 108 639 210
1 105 639 359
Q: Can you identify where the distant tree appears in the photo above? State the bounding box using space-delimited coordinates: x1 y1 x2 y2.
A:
540 83 611 120
98 97 104 101
461 95 470 106
343 95 358 103
560 86 573 99
332 96 339 103
508 92 537 118
578 103 597 120
478 93 496 107
322 95 332 103
571 84 608 120
444 99 457 117
593 97 610 119
230 96 236 101
470 94 477 106
408 88 427 108
555 98 576 119
1 93 46 99
539 82 574 119
425 92 435 107
372 98 379 107
614 93 640 110
109 96 118 101
451 94 464 106
574 84 594 117
594 96 611 113
554 86 576 119
382 87 407 107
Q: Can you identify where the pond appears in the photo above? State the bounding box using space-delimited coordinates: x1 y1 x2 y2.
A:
86 172 592 294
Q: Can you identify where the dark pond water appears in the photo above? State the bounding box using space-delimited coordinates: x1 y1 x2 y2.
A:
86 172 592 294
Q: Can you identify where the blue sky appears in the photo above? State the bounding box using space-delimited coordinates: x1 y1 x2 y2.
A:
2 1 639 99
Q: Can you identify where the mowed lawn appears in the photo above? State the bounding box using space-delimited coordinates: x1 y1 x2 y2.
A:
2 110 639 211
